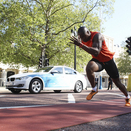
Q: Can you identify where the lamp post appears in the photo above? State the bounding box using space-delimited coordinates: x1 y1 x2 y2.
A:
71 27 77 70
99 8 103 89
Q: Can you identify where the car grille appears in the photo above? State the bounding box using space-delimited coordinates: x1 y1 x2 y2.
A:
7 78 15 82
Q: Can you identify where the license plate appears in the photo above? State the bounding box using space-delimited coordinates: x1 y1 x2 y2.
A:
8 81 14 85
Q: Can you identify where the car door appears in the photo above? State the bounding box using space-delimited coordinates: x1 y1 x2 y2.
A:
64 67 77 88
46 67 65 88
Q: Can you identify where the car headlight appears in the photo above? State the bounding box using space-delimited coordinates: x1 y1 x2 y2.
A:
16 76 29 81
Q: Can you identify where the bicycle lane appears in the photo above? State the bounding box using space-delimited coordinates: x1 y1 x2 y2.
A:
0 99 131 131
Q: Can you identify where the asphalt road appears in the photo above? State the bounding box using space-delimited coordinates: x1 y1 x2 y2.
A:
0 87 131 131
53 113 131 131
0 87 128 108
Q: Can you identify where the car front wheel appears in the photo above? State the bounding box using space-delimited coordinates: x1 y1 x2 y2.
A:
29 79 42 94
74 81 83 93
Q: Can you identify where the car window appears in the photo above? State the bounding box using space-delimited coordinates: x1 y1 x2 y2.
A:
64 67 77 75
52 67 63 74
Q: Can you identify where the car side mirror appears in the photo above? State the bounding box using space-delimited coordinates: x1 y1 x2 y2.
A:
51 70 58 74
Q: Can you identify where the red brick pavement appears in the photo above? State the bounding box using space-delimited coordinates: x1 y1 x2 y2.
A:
0 99 131 131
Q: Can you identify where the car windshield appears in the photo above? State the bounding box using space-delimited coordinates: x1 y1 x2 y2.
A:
34 67 53 73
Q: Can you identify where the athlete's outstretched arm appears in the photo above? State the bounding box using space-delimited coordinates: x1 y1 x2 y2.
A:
69 33 103 57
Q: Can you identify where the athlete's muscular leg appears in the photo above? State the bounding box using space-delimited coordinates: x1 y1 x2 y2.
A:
112 78 128 97
86 61 99 88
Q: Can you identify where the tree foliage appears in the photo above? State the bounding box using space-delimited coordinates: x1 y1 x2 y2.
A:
116 47 131 75
0 0 115 71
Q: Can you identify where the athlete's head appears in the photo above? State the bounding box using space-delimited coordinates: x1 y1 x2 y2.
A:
78 26 91 42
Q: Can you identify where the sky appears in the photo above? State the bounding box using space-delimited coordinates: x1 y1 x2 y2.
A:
103 0 131 45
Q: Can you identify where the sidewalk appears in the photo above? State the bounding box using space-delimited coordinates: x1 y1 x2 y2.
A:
0 86 8 92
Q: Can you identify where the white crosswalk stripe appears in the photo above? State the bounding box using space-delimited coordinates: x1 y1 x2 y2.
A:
68 94 75 103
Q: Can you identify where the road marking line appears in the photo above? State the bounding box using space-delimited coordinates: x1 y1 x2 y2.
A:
81 92 126 98
0 104 53 110
68 94 75 103
106 92 125 98
0 95 6 97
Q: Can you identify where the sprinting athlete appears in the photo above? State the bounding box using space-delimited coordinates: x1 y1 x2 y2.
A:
69 26 130 107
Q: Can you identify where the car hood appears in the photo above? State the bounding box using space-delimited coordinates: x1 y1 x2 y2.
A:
8 72 48 78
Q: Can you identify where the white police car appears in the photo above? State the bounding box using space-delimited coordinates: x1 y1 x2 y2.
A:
6 66 87 94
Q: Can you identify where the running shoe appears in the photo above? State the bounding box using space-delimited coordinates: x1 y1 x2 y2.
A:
125 98 130 107
86 90 98 100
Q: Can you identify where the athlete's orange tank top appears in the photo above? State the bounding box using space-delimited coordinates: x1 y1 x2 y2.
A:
82 31 115 62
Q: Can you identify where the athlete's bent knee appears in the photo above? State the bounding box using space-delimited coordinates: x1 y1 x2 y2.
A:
86 61 99 73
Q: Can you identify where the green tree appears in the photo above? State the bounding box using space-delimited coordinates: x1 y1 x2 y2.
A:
116 47 131 75
0 0 115 71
